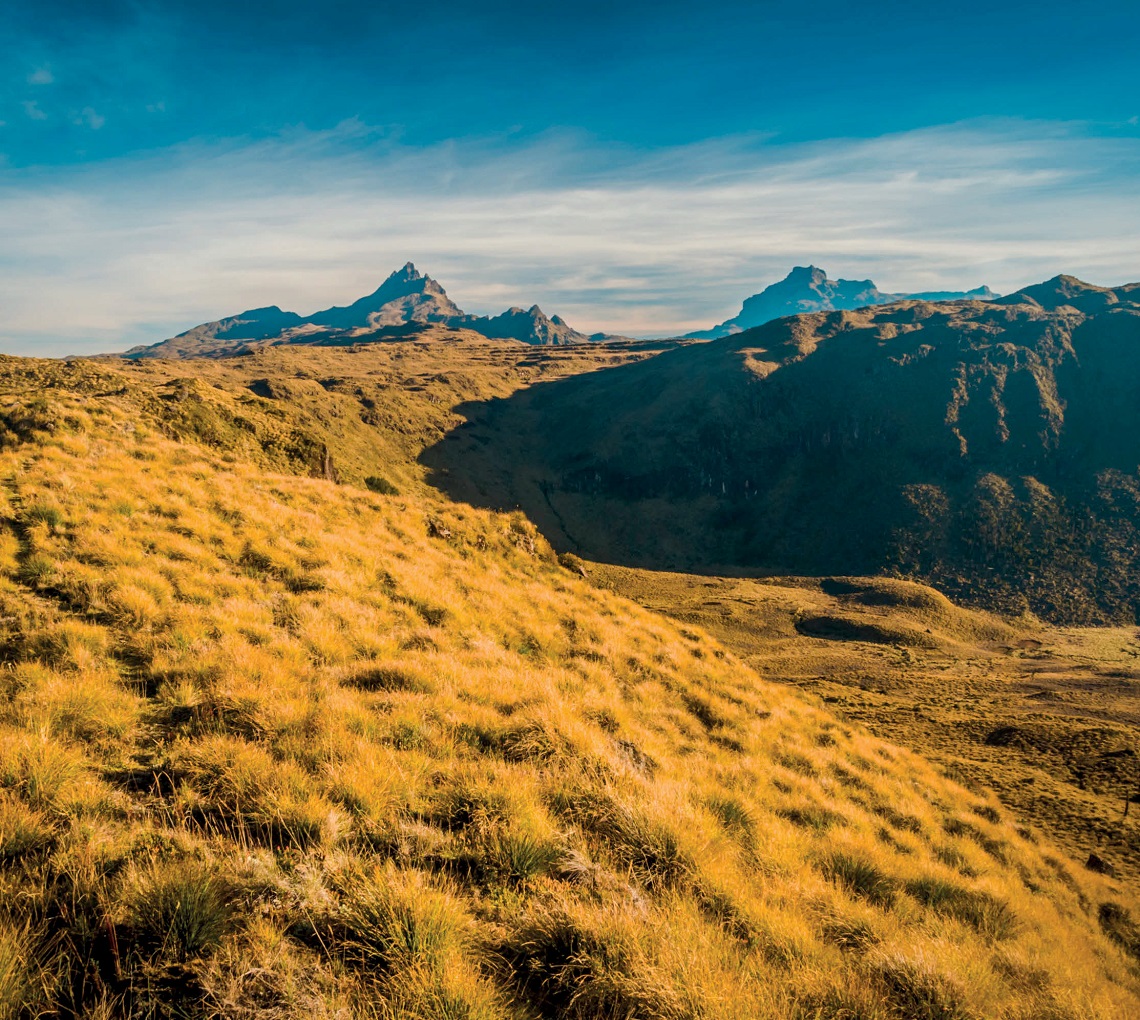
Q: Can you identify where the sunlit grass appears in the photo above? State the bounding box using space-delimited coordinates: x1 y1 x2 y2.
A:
0 362 1136 1018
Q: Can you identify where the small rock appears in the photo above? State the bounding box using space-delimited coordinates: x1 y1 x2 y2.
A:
1086 852 1116 876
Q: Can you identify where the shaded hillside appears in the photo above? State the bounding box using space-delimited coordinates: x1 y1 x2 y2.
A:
3 362 1137 1017
126 264 617 358
686 266 996 339
424 275 1140 624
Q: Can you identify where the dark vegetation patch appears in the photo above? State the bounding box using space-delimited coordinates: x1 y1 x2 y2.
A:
1098 902 1140 961
905 876 1018 939
818 853 898 908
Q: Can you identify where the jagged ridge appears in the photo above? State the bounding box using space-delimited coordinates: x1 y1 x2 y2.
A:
125 263 611 358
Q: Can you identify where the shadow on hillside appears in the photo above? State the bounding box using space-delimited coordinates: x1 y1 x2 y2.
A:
417 348 883 579
418 312 1140 627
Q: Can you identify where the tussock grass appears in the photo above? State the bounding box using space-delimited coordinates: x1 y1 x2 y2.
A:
0 922 34 1017
819 852 899 908
126 859 232 962
0 362 1136 1017
905 875 1018 940
0 793 53 860
335 864 468 972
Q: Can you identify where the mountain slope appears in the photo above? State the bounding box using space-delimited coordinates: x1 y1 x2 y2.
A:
125 264 607 358
0 357 1138 1018
687 266 996 338
425 276 1140 624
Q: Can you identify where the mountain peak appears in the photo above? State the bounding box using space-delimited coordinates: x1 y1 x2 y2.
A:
687 266 999 339
787 265 828 285
129 263 602 356
388 261 425 283
999 274 1119 313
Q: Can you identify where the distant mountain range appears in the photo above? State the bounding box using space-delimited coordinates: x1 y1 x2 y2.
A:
127 261 1008 359
125 263 620 358
686 266 997 338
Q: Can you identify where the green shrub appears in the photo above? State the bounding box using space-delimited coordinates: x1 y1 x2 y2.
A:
365 476 400 496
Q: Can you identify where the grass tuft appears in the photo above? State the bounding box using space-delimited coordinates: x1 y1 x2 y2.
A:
818 853 898 908
0 793 54 860
872 951 971 1020
337 865 468 973
905 876 1018 940
127 859 232 962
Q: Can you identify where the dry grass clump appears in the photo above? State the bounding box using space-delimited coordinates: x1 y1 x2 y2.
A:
125 859 233 962
334 864 468 971
0 372 1136 1017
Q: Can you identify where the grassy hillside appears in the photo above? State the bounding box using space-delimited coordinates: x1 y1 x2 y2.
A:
1 360 1139 1017
589 565 1140 884
86 334 671 495
424 285 1140 624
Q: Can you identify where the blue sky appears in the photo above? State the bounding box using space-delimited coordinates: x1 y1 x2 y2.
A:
3 1 1139 354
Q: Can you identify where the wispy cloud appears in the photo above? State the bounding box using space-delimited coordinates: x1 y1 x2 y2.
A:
27 66 53 85
75 106 104 130
2 119 1138 355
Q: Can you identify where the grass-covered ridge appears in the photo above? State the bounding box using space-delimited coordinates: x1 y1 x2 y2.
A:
0 376 1139 1018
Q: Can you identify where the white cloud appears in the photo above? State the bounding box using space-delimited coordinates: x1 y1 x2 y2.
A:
75 106 105 130
27 67 53 85
21 100 46 121
1 119 1138 356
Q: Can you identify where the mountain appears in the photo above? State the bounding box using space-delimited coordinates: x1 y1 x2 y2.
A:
425 274 1140 624
995 273 1140 313
459 304 591 345
128 305 308 359
687 265 997 338
307 261 464 329
124 262 607 358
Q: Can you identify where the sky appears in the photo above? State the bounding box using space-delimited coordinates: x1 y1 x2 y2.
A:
2 1 1139 355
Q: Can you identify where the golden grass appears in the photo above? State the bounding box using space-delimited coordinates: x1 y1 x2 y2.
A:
0 372 1137 1017
593 563 1140 882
